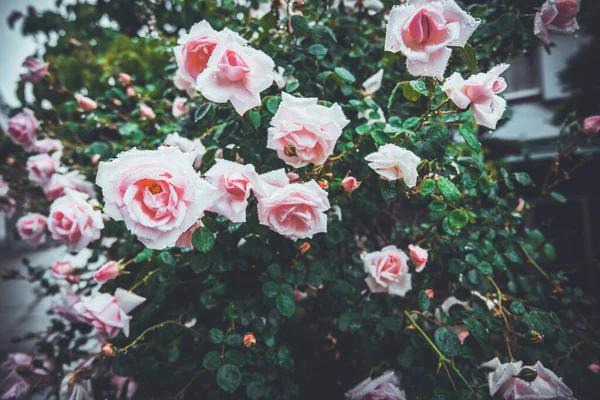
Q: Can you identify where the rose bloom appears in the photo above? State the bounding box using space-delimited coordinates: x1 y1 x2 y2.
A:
583 116 600 137
1 353 32 372
534 0 580 45
362 68 384 95
59 374 93 400
73 288 146 339
267 93 349 167
93 261 120 284
164 132 207 169
7 108 40 149
408 244 428 272
443 64 509 129
74 94 97 111
363 245 412 297
139 104 155 119
174 19 246 83
342 176 359 193
118 72 132 85
26 153 59 186
0 371 30 400
480 358 576 400
195 33 275 115
256 168 291 196
52 290 81 322
21 57 49 83
47 189 104 252
16 213 48 247
205 160 262 223
96 146 217 250
345 370 406 400
257 180 330 241
0 175 8 197
0 198 16 218
172 96 190 118
33 137 63 155
43 170 96 201
365 144 421 187
173 68 196 98
385 0 480 79
588 363 600 374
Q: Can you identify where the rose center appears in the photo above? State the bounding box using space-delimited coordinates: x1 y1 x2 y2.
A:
408 9 434 44
148 183 163 195
552 2 579 27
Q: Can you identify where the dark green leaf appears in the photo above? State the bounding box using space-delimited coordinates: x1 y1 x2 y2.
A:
459 44 478 73
276 294 296 317
192 227 215 254
290 15 309 36
194 103 212 121
217 364 242 393
334 67 356 83
208 329 224 344
448 209 469 229
203 351 222 371
434 327 461 358
459 125 481 151
419 290 431 311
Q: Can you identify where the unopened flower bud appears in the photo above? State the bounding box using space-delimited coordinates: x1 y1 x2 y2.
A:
243 333 256 348
126 87 136 97
299 242 311 255
112 98 122 106
524 330 543 344
75 94 97 111
140 104 156 119
342 176 359 193
516 367 538 383
102 343 116 357
91 154 101 164
119 72 132 85
425 289 434 299
318 180 328 190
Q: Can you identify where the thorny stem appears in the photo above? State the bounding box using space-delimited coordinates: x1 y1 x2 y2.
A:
487 277 515 361
117 320 204 354
518 244 551 280
404 311 474 392
130 269 159 292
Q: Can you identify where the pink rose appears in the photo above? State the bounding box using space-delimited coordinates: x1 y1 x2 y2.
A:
534 0 580 45
93 260 120 284
480 358 576 400
119 72 132 85
583 116 600 137
408 244 428 272
385 0 480 79
365 144 421 187
59 374 92 400
256 168 291 197
588 363 600 374
91 154 101 164
126 86 136 97
294 289 309 302
43 170 96 201
52 261 75 277
425 289 434 298
33 137 63 155
0 198 16 218
73 288 146 338
52 290 81 321
175 20 246 83
21 57 49 83
0 371 30 400
267 93 350 167
345 370 406 400
443 64 509 129
0 175 8 197
75 94 98 111
111 376 138 400
173 69 196 98
48 189 104 252
96 146 217 250
362 68 384 95
7 108 39 149
205 160 262 223
257 180 330 241
16 213 48 247
139 104 156 119
1 353 32 372
342 176 359 193
515 198 525 213
26 153 58 186
195 34 275 115
172 96 190 118
164 132 206 169
363 245 412 297
176 221 202 249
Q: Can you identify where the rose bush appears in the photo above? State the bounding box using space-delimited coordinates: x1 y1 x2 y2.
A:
0 0 598 399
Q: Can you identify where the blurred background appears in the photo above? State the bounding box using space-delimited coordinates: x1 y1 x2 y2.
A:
0 0 599 373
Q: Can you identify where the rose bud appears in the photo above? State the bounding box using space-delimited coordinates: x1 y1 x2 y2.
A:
318 180 329 190
583 116 600 137
102 343 116 357
408 244 428 272
140 104 156 119
69 38 81 46
75 94 97 111
91 154 101 164
588 363 600 374
341 176 359 193
51 261 80 283
524 330 544 344
126 87 136 97
6 157 15 166
243 333 256 348
515 198 525 213
93 261 121 284
299 242 311 255
112 99 122 106
286 172 300 181
425 289 434 299
118 73 132 85
294 289 309 302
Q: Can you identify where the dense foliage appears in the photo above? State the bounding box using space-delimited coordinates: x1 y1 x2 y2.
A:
1 1 598 399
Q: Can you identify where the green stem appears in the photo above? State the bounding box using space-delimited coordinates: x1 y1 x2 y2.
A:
404 311 474 393
518 244 550 280
118 320 204 353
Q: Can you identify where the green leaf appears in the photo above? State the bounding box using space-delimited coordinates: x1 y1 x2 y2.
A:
225 349 246 367
285 81 300 92
434 327 461 358
477 261 493 276
248 110 261 129
403 117 420 130
464 319 489 349
437 177 461 203
418 290 431 311
194 103 212 121
247 382 265 400
166 342 180 363
448 209 469 229
226 333 243 347
203 351 222 371
459 125 481 151
382 317 402 332
387 82 403 113
403 83 421 101
262 281 279 298
514 172 532 186
134 248 154 263
217 364 242 393
290 15 309 36
420 178 436 196
192 227 215 254
267 263 281 281
355 124 371 135
307 44 328 58
459 44 478 73
338 312 362 332
276 294 296 317
429 200 447 212
544 243 556 260
410 80 429 96
550 191 567 203
208 329 224 344
334 67 356 83
266 96 282 114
